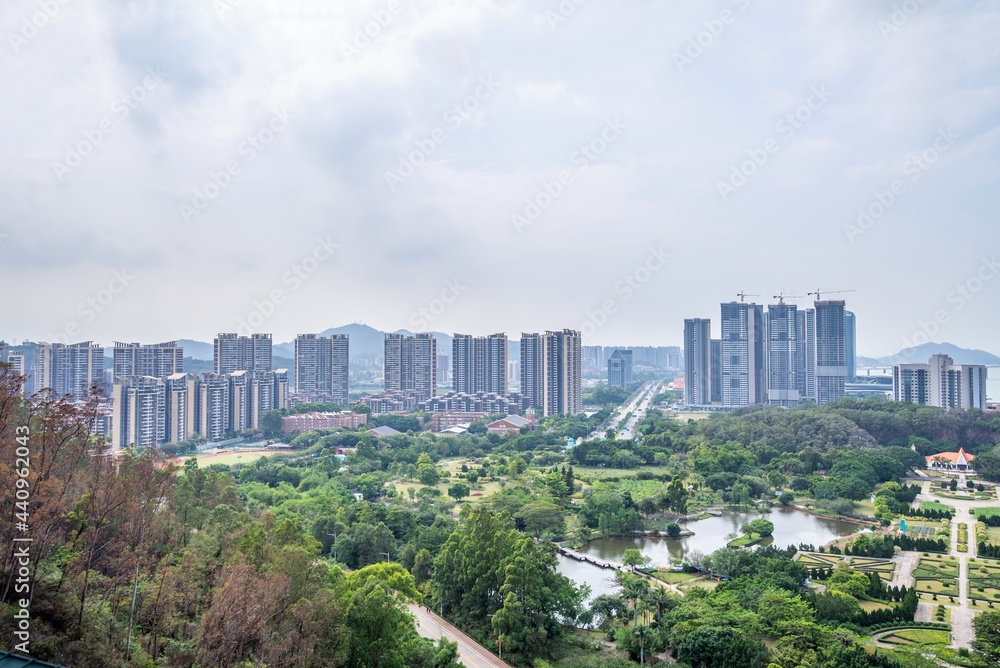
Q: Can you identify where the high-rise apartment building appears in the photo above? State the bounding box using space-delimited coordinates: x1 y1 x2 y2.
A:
452 333 508 395
814 300 847 405
520 333 545 410
1 348 27 397
199 373 231 441
384 333 436 400
214 333 272 374
113 341 184 378
165 372 200 444
683 319 712 405
294 333 349 404
710 339 722 403
766 303 801 407
36 341 105 401
543 329 582 417
720 302 766 406
893 354 987 410
112 376 166 449
845 310 857 382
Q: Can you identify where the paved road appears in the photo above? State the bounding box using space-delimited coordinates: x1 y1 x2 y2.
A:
409 604 511 668
584 381 658 442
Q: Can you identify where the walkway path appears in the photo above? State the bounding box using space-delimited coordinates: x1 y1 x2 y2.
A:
911 472 999 651
409 604 511 668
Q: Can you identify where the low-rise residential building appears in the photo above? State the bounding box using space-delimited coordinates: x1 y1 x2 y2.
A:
280 411 368 434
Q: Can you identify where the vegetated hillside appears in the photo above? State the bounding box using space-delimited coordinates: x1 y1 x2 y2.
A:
699 406 877 452
858 341 1000 366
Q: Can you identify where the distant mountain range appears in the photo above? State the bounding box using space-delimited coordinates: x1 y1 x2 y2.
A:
859 342 1000 367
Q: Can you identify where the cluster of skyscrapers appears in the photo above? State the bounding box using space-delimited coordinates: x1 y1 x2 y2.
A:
111 337 289 449
375 330 582 417
684 297 856 408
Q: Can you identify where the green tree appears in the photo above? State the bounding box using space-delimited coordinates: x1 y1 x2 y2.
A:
447 482 470 501
259 409 284 437
974 609 1000 666
748 519 774 536
622 548 644 571
432 508 585 664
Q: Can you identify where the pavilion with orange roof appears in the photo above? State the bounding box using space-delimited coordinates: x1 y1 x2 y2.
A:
923 446 975 472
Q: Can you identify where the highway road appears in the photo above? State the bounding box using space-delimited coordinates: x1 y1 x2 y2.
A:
614 381 660 440
585 381 661 442
409 604 511 668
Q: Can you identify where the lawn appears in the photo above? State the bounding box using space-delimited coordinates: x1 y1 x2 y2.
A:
679 578 720 592
853 499 876 517
974 507 1000 520
795 552 843 568
967 558 1000 602
880 629 949 646
651 570 696 584
913 555 960 597
858 600 893 612
849 557 896 581
919 501 955 514
191 450 281 467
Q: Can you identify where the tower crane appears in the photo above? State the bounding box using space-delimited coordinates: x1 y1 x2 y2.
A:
807 288 856 301
736 291 760 303
772 292 803 305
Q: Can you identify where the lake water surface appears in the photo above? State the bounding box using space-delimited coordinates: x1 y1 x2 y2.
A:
558 508 860 598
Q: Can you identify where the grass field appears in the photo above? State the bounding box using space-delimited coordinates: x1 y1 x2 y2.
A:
795 552 844 568
850 557 896 581
190 450 281 467
967 558 1000 602
913 555 960 597
974 507 1000 520
880 629 949 646
679 578 720 592
858 600 893 612
651 570 696 584
920 501 955 514
853 499 876 517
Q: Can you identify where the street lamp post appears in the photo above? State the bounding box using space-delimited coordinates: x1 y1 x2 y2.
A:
380 551 390 564
326 533 338 561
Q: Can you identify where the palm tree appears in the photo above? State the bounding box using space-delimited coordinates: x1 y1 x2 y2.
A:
646 587 671 625
634 624 656 664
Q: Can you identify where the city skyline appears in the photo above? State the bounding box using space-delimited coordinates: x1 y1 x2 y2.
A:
2 4 997 356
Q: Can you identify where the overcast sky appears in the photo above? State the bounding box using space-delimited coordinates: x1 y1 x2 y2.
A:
2 0 998 355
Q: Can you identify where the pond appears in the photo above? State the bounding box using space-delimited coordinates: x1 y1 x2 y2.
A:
555 553 621 605
557 509 861 596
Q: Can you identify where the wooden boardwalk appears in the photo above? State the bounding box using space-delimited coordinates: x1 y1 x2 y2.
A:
557 546 622 570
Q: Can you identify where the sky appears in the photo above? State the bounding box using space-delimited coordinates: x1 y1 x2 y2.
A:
2 0 998 356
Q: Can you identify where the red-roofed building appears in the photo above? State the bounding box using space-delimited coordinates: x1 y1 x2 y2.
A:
486 415 533 436
924 446 975 471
